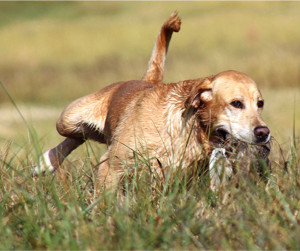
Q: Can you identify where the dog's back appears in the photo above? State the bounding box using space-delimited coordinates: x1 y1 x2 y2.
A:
104 80 154 143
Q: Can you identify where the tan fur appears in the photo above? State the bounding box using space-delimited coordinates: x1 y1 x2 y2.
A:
96 71 270 188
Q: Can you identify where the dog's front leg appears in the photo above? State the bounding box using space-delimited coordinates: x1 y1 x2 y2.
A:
95 151 126 194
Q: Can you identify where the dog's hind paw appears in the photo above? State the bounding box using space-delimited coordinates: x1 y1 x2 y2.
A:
32 150 56 176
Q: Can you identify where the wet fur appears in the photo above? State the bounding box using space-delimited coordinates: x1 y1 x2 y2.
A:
34 13 270 191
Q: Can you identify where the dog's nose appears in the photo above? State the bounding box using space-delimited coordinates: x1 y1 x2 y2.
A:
254 126 270 143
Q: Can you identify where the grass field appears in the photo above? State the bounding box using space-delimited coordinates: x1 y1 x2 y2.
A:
0 2 300 249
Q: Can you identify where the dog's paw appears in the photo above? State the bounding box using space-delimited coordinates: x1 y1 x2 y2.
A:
32 150 56 176
164 12 181 32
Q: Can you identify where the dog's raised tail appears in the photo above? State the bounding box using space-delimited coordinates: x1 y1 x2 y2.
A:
142 12 181 84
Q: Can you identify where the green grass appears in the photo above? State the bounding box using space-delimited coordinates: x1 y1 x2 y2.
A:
0 131 299 249
0 2 300 249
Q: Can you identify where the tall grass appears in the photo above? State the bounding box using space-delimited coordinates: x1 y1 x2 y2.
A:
0 134 299 249
0 80 299 249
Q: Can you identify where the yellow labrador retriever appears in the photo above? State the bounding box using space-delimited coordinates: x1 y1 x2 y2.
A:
35 13 270 190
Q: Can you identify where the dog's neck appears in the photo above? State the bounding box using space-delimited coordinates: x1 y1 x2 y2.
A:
164 78 213 154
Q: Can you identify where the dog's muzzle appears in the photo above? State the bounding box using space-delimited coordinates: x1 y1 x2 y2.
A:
211 125 271 147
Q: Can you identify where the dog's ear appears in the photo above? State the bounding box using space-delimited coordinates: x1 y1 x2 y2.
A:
187 89 212 109
200 89 213 104
185 77 213 109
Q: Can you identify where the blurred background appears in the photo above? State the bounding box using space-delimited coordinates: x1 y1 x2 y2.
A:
0 2 299 157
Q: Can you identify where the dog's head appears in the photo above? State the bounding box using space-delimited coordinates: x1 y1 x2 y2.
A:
187 70 270 146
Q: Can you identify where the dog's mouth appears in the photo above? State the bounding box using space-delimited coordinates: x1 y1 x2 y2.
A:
216 128 231 141
210 127 232 146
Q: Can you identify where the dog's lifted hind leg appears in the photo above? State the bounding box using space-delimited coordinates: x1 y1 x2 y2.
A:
33 12 181 175
33 88 113 174
33 138 84 174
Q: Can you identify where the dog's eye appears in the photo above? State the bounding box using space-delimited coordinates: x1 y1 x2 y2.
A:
257 100 264 108
230 100 244 109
